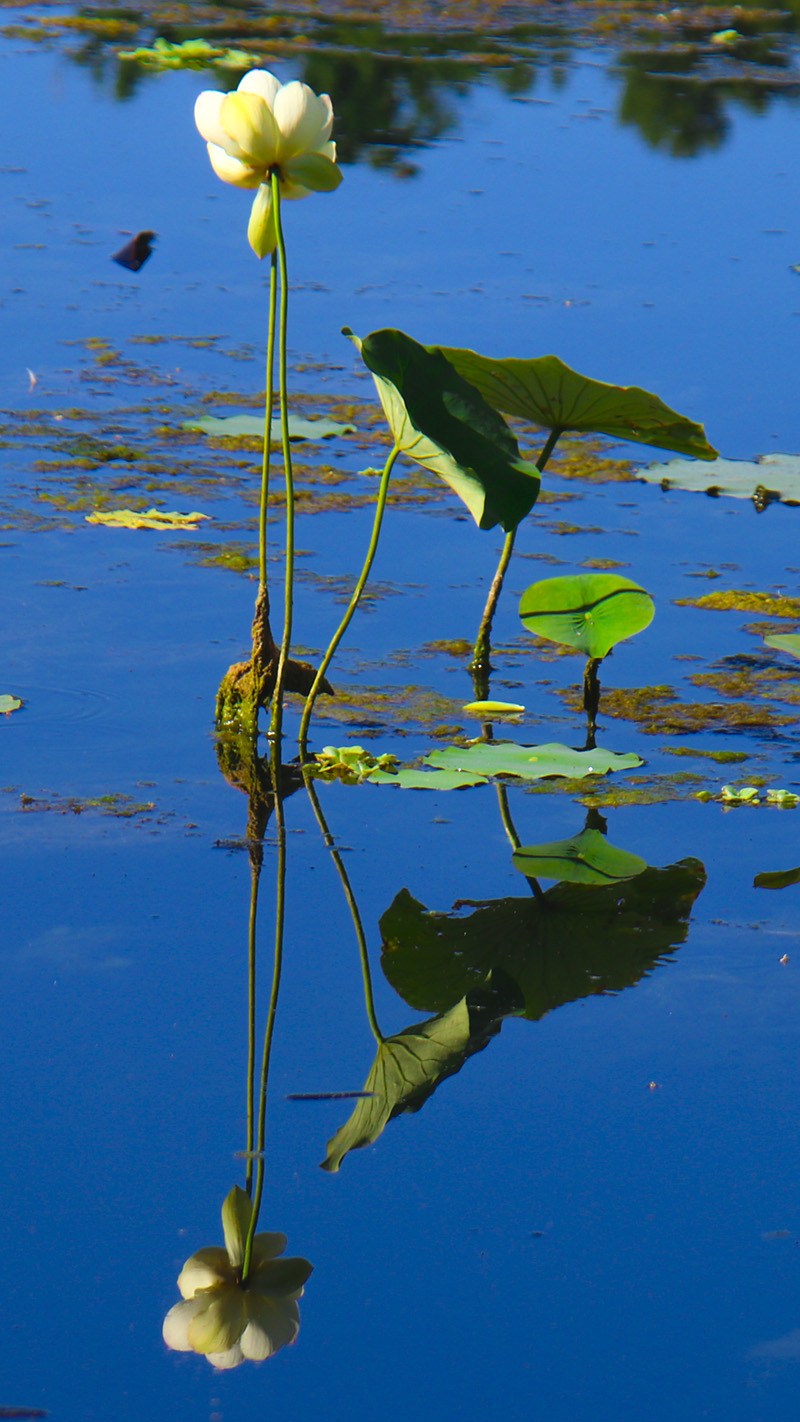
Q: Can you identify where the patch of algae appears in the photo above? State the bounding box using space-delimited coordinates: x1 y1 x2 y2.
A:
690 667 800 706
676 590 800 618
558 683 798 734
287 683 466 738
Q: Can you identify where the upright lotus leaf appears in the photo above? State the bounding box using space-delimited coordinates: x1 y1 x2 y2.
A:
519 573 655 659
380 860 706 1020
764 633 800 661
345 327 542 532
437 347 718 460
512 826 646 886
321 992 510 1171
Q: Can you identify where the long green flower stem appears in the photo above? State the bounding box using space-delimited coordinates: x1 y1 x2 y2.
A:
470 427 563 692
298 443 401 759
258 250 278 589
241 745 286 1281
303 772 384 1044
269 175 295 745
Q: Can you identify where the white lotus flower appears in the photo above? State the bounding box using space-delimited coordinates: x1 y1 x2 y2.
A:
195 69 342 257
163 1186 313 1369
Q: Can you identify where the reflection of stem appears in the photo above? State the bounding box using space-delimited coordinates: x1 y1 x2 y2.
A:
242 744 286 1281
495 782 521 851
583 656 602 750
258 251 278 589
245 858 260 1198
470 427 563 687
298 444 401 759
270 176 294 743
303 772 384 1044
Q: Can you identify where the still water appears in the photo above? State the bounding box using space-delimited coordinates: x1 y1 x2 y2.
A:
3 10 800 1420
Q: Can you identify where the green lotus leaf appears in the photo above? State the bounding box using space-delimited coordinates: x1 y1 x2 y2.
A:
519 573 655 659
512 826 647 886
322 997 501 1171
754 866 800 890
764 633 800 661
422 740 643 783
345 327 541 532
638 452 800 503
437 347 717 459
184 413 356 441
368 766 488 790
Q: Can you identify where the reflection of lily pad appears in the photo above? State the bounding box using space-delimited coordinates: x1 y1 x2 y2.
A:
638 453 800 504
380 859 706 1020
184 414 357 441
347 327 541 532
512 826 646 885
438 347 717 459
322 990 513 1172
519 573 654 659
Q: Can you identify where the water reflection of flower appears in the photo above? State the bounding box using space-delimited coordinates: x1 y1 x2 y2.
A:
163 1186 313 1370
194 69 342 256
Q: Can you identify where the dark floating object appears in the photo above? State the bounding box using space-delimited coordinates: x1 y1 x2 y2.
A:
286 1091 377 1101
112 230 156 271
0 1410 49 1418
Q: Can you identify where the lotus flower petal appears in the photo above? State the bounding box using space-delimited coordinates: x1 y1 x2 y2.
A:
249 1254 313 1297
250 1230 289 1266
238 68 281 110
248 183 277 258
273 81 333 159
186 1287 247 1354
194 90 233 150
240 1294 300 1358
163 1295 208 1351
207 143 262 189
177 1246 232 1299
220 91 279 168
206 1343 245 1370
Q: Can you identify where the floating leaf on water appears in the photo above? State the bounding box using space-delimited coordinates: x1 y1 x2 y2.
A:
118 38 263 69
368 766 488 790
519 573 654 659
512 826 647 886
311 745 398 784
637 453 800 504
184 413 357 441
721 785 760 803
754 866 800 889
345 327 541 532
764 633 800 661
461 700 525 716
0 695 23 715
437 347 717 459
85 508 209 530
765 789 800 807
423 740 643 782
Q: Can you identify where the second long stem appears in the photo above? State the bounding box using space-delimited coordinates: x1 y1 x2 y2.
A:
298 444 400 758
269 175 294 745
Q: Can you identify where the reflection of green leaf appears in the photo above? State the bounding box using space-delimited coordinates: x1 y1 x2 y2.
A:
346 327 541 532
322 996 504 1171
765 633 800 661
638 453 800 503
754 866 800 890
424 741 643 782
184 414 357 441
438 347 717 459
380 860 706 1020
368 766 487 790
519 573 654 659
512 826 646 886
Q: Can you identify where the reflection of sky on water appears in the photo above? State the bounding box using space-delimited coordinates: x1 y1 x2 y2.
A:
4 20 800 1422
